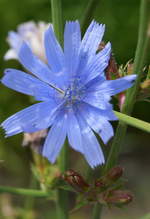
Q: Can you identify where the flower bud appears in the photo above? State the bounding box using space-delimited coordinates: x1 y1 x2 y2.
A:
63 169 89 193
106 166 123 182
94 178 106 190
103 190 133 206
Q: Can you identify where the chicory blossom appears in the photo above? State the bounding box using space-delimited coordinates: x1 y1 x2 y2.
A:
4 21 49 62
1 21 136 168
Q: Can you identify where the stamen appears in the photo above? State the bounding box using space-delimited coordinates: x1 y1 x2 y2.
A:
48 83 65 94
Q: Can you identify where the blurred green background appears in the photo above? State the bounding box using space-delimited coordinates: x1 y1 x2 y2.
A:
0 0 150 218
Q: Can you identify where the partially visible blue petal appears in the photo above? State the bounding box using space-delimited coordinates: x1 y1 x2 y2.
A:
76 112 105 168
1 101 58 137
18 42 55 84
4 49 18 60
42 111 67 163
1 69 56 101
64 21 81 75
95 75 137 96
67 109 83 153
44 26 64 73
7 31 22 50
77 102 114 144
17 21 37 36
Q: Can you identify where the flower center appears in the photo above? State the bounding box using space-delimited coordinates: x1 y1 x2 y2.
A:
64 80 85 107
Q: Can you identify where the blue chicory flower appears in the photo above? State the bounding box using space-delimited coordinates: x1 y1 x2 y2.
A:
1 21 136 168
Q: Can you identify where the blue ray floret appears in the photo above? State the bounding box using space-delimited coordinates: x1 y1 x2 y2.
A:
1 21 136 168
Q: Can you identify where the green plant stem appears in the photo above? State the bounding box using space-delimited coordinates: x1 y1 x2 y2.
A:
57 143 69 219
114 111 150 133
22 176 37 219
105 0 150 172
92 203 102 219
81 0 100 34
50 0 63 46
0 186 50 197
50 2 69 218
92 1 150 218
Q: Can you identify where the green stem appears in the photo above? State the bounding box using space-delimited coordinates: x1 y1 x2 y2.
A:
22 177 37 219
93 1 150 218
50 2 68 218
81 0 100 34
114 111 150 133
51 0 69 219
105 0 150 173
0 186 50 197
50 0 63 46
92 203 102 219
57 143 69 219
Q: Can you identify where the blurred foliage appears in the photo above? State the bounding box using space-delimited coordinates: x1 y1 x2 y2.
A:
0 0 150 218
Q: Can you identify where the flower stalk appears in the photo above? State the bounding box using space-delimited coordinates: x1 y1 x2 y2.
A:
93 0 150 218
50 0 63 46
92 203 102 219
50 1 68 218
105 0 150 172
81 0 100 34
114 111 150 133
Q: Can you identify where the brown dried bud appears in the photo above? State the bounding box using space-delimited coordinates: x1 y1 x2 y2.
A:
106 166 123 182
103 190 133 206
63 169 89 192
106 55 120 80
95 178 106 189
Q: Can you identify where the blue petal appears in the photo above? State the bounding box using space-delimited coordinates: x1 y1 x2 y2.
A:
99 120 114 144
76 21 105 77
80 42 111 83
42 111 67 163
77 102 114 144
83 90 112 110
97 75 137 96
82 76 111 110
67 109 83 153
18 42 55 84
64 21 81 75
81 20 105 56
76 111 105 168
44 26 64 73
2 69 55 101
1 101 58 137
